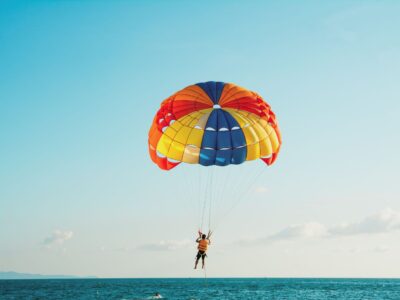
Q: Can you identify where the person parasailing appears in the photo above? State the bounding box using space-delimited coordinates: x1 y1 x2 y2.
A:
148 81 282 270
194 230 212 269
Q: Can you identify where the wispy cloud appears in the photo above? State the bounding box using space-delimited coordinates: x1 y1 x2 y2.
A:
329 208 400 236
374 245 390 253
136 240 192 251
268 222 328 241
254 186 268 194
242 208 400 244
43 230 73 246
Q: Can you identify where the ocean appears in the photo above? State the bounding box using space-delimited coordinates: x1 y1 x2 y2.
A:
1 278 400 299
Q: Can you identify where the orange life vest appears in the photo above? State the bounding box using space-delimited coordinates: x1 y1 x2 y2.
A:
198 239 208 251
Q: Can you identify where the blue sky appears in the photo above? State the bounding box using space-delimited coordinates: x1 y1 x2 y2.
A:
1 0 400 277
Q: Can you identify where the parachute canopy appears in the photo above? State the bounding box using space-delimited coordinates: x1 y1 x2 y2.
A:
148 81 281 170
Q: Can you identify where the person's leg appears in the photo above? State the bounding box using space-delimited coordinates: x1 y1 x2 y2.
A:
201 255 205 269
194 253 200 269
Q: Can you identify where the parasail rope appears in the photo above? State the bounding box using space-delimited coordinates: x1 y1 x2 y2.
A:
200 167 211 232
203 264 208 288
200 172 207 232
197 166 203 230
208 168 214 230
213 166 267 232
215 166 232 214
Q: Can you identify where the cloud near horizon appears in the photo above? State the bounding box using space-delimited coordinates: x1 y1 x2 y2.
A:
136 239 192 251
243 208 400 244
43 230 73 246
268 222 328 241
329 208 400 236
254 186 268 194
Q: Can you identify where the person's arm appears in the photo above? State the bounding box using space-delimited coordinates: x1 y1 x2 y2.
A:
196 230 202 242
207 230 212 244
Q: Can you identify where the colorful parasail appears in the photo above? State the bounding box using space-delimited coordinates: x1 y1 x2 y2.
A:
148 81 282 170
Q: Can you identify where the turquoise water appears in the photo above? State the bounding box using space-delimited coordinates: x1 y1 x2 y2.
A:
1 278 400 299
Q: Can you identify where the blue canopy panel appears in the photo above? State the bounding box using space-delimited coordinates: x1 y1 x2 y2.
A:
196 81 226 104
199 110 247 166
